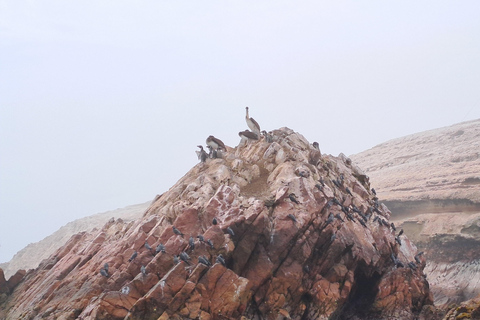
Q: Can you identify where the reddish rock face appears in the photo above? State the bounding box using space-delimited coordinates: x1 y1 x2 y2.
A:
0 128 433 319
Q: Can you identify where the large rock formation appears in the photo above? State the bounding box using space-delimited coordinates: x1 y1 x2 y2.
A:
351 119 480 307
0 128 432 319
0 202 148 279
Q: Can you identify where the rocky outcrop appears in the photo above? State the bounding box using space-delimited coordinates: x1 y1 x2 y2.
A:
351 119 480 307
443 293 480 320
0 202 148 279
0 128 432 319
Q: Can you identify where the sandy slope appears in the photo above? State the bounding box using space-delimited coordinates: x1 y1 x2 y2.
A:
351 119 480 306
351 119 480 204
0 202 149 279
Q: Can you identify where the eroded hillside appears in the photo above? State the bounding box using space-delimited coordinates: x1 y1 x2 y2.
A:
351 119 480 307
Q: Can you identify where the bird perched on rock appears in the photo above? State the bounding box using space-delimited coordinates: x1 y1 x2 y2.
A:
390 253 404 268
390 223 396 231
156 243 166 254
245 106 261 136
206 145 218 159
371 188 377 195
414 251 424 264
172 226 184 237
206 135 226 151
398 229 404 236
390 253 397 264
196 145 208 163
212 218 218 225
189 237 195 250
319 177 325 186
226 227 235 237
104 263 109 273
332 179 341 188
173 255 180 265
326 212 335 225
198 255 211 267
407 261 417 270
346 187 353 196
289 193 300 204
309 142 322 166
179 252 191 264
395 236 402 246
145 241 152 251
141 265 147 276
238 130 259 145
128 251 137 262
287 214 297 223
261 130 273 143
330 233 336 242
216 254 226 266
100 268 109 278
335 213 344 222
206 239 214 249
359 219 367 228
197 235 205 242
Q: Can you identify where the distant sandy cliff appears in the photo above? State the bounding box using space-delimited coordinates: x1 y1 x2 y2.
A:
0 202 149 279
352 119 480 306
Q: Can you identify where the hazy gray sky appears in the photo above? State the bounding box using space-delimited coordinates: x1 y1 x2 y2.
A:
1 1 479 263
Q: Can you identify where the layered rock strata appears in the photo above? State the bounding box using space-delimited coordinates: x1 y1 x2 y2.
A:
351 119 480 307
0 128 432 319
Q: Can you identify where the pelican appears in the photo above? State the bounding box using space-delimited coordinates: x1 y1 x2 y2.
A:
238 130 259 146
206 135 226 151
245 107 261 135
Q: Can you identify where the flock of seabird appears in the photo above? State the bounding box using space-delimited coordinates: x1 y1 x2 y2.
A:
99 216 236 280
196 107 272 162
99 106 425 290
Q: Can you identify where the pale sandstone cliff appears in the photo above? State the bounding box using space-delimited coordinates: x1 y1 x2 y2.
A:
0 128 432 320
351 119 480 307
0 202 148 279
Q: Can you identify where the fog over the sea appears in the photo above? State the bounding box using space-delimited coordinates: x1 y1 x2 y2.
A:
1 1 479 263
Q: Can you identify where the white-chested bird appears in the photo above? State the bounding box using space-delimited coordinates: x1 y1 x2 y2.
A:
309 142 322 166
206 135 226 151
245 107 261 136
238 130 259 146
196 145 208 163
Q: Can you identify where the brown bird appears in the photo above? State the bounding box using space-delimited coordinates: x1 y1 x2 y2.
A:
309 142 322 166
239 130 259 140
206 135 226 151
245 106 261 136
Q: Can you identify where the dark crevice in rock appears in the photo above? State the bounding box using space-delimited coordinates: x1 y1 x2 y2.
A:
331 266 382 319
300 292 313 320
